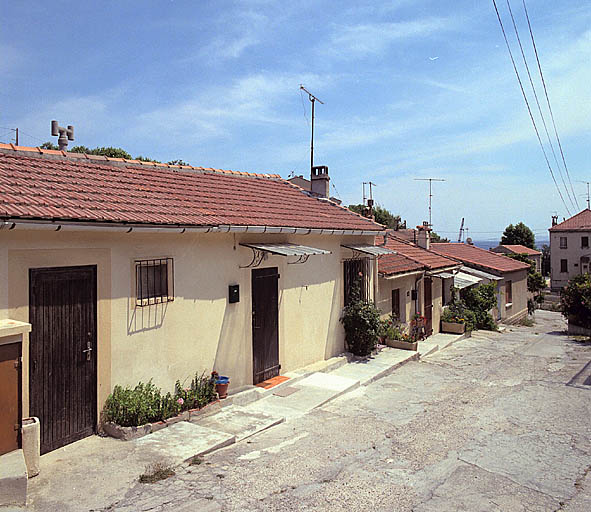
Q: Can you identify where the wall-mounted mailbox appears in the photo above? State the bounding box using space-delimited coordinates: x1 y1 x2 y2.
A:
229 284 240 303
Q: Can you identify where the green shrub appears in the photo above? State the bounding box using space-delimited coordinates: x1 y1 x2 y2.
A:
561 274 591 329
174 372 216 411
461 283 498 331
341 282 381 356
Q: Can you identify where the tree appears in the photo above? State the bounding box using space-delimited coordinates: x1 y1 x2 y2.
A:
70 146 133 159
431 231 449 243
348 204 405 229
39 141 59 150
461 282 498 330
501 222 535 248
541 244 551 277
560 274 591 329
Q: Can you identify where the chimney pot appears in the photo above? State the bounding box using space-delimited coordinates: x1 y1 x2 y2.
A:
311 165 330 198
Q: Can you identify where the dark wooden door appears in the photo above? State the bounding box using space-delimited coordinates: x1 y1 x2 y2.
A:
29 266 97 454
424 277 433 336
0 342 21 455
251 267 279 385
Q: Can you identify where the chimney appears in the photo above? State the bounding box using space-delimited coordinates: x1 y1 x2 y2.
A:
551 215 558 227
416 221 431 250
311 165 330 198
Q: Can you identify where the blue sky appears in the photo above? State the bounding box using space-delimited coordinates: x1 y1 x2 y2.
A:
2 0 590 243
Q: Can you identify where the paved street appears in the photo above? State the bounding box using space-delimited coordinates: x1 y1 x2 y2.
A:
95 311 590 512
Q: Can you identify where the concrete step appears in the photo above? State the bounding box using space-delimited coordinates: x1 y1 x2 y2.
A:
195 406 284 442
245 372 359 420
0 449 27 507
133 421 235 463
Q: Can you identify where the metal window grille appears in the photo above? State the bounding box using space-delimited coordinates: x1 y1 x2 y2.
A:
135 258 174 306
344 258 371 305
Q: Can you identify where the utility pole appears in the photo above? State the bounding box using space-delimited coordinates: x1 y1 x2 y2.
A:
414 178 445 226
10 128 18 145
300 85 324 174
577 181 590 209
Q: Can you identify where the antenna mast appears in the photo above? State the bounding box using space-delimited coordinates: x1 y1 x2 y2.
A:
577 181 590 209
300 85 324 174
414 177 445 226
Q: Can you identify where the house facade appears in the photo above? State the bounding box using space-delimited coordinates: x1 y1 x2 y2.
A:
376 226 461 336
0 144 383 455
549 209 591 290
491 244 541 273
432 243 530 323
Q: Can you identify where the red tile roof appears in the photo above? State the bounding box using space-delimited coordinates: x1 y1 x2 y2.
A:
432 243 530 273
494 244 541 256
549 209 591 231
388 228 417 242
0 145 383 231
379 235 459 271
378 252 424 276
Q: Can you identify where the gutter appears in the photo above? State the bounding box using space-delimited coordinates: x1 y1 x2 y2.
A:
0 219 382 236
380 269 425 280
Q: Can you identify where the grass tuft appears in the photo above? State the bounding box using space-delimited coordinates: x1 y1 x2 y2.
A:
139 462 175 484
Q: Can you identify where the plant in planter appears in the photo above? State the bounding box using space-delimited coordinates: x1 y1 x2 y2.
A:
341 281 381 356
440 307 466 334
379 314 419 350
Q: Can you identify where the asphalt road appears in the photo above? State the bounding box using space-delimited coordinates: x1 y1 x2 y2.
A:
106 311 591 512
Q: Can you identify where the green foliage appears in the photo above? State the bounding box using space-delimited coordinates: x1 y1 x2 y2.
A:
135 155 162 163
139 462 175 484
103 373 216 427
167 159 190 166
506 253 546 307
461 283 498 331
347 204 405 229
341 282 381 356
379 314 416 342
441 308 465 324
39 141 59 150
69 146 133 159
541 244 551 277
444 287 477 331
430 231 449 243
560 274 591 329
501 222 535 248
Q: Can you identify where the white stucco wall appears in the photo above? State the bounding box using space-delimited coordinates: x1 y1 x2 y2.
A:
550 231 591 290
0 228 375 421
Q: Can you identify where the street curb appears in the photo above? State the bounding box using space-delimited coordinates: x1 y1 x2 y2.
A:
359 352 419 386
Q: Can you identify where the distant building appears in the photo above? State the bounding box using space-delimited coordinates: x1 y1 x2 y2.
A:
491 244 541 273
549 209 591 290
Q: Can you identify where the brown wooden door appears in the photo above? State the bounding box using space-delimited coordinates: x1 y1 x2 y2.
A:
252 267 279 385
424 277 433 336
29 266 97 454
0 342 21 455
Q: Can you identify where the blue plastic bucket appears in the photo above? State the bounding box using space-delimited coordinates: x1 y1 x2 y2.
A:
216 376 229 384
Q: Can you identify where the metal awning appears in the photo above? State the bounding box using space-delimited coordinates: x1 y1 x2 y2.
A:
341 244 396 257
454 271 483 289
240 243 331 268
460 266 502 281
433 271 454 279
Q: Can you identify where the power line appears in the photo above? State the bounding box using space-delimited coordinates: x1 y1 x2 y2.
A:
522 0 579 211
505 0 576 212
491 0 571 216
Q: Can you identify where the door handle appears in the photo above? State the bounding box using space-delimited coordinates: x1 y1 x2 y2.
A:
82 341 93 361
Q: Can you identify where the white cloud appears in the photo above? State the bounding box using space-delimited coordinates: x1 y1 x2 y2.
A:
326 18 457 58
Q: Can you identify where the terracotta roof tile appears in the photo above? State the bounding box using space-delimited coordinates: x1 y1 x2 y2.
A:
378 252 424 276
432 243 530 273
0 145 382 231
494 244 541 256
378 235 459 270
549 209 591 231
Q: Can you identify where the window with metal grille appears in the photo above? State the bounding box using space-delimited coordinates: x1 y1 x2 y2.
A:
344 258 371 305
135 258 174 306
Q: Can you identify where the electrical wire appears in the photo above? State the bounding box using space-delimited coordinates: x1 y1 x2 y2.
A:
491 0 571 216
505 0 576 212
522 0 579 210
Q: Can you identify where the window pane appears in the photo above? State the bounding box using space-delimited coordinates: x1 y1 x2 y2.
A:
137 263 168 300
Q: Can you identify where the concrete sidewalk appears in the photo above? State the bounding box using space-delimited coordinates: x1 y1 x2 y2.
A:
23 329 467 511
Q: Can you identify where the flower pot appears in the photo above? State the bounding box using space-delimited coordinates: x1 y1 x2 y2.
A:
215 376 230 399
385 339 418 351
441 321 465 334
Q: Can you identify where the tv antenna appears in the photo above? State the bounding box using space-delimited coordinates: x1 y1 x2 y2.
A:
577 181 590 209
299 85 324 174
362 181 376 208
414 177 445 226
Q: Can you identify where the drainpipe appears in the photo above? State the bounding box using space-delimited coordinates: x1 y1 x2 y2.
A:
414 273 424 314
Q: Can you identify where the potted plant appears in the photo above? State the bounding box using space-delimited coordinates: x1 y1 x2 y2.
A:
380 314 419 351
211 371 230 399
440 308 466 334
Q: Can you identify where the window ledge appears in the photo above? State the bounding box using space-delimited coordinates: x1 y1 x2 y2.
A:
505 302 513 308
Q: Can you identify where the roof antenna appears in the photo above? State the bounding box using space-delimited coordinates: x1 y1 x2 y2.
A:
414 177 445 227
299 85 324 174
51 120 74 150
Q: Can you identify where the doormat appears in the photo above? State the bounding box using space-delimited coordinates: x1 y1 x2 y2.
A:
255 375 290 390
273 386 299 397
